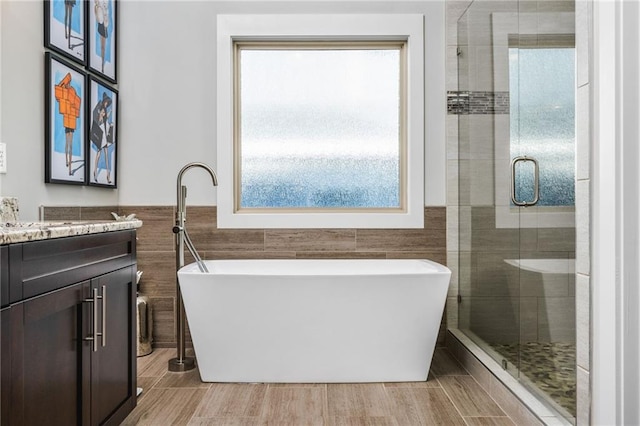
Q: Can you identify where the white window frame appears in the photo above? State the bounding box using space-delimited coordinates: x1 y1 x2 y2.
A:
217 14 424 229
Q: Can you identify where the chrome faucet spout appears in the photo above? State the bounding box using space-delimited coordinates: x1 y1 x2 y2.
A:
169 162 218 373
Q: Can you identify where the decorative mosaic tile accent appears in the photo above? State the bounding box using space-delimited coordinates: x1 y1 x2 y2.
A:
447 91 510 115
491 341 576 416
0 197 19 223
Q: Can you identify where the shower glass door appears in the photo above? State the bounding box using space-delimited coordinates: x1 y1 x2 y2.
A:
457 0 576 421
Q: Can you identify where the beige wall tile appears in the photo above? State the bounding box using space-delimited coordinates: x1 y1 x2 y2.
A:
81 206 119 220
137 251 176 298
296 251 385 259
40 206 81 221
537 297 576 343
356 228 444 252
265 229 356 252
205 251 296 260
122 206 175 251
149 297 175 345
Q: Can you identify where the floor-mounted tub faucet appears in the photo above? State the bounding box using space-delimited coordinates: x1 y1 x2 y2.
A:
169 162 218 373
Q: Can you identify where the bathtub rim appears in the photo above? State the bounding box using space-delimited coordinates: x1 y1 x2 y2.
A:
178 258 451 277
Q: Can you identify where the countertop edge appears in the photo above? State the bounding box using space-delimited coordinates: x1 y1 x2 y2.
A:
0 219 143 245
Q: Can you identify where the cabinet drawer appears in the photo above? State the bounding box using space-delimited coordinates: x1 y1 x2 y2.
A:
9 230 136 303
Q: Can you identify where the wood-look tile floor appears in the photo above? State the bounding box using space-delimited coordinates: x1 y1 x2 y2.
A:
122 348 518 425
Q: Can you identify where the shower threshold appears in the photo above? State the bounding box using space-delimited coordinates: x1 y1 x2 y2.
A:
449 328 574 426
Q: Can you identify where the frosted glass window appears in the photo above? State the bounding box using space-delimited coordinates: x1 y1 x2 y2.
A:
510 47 575 206
236 43 404 210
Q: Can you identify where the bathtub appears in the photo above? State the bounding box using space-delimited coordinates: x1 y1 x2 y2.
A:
178 259 451 383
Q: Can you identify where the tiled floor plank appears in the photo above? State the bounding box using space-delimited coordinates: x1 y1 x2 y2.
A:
125 346 520 425
439 376 507 417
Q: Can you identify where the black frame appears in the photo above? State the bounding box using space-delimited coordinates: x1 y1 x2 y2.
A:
45 52 88 185
88 0 117 83
87 76 118 188
44 0 87 66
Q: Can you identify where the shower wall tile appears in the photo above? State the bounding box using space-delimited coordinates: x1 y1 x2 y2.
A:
447 46 460 91
576 180 590 275
446 251 459 297
447 297 459 329
576 273 590 370
520 297 539 343
537 297 576 343
576 366 590 425
447 115 459 160
459 207 472 252
576 0 592 87
576 85 591 182
446 0 473 46
447 206 460 253
447 160 461 206
469 160 495 206
537 228 576 252
537 0 575 13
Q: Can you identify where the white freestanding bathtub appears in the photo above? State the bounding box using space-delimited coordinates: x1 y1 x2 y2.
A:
178 259 451 383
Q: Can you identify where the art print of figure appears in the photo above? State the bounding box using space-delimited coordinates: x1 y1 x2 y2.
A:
45 0 86 65
89 78 118 187
89 0 117 82
46 54 86 184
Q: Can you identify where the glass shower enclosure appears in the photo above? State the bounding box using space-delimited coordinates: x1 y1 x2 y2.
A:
457 0 576 421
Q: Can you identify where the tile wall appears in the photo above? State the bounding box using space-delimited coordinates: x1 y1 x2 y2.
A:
42 206 448 348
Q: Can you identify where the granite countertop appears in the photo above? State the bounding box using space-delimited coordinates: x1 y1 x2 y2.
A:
0 219 143 245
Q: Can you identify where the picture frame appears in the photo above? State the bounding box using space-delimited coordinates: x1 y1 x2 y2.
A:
45 53 88 185
88 0 117 83
44 0 87 66
87 77 118 188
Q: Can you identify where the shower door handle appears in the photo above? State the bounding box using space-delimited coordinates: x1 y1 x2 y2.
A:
510 156 539 207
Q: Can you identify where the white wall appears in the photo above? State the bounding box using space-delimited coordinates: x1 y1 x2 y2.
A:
0 1 119 221
118 0 446 207
0 1 445 220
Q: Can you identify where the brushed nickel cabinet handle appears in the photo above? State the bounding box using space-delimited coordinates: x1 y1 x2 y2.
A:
83 288 99 352
101 285 107 348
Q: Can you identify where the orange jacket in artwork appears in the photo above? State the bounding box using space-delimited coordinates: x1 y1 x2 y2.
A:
54 73 81 130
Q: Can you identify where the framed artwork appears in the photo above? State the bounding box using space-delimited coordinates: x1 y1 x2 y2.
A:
87 77 118 187
45 53 87 185
44 0 87 66
88 0 117 83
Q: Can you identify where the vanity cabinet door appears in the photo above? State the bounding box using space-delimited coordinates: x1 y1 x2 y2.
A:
90 266 136 426
9 280 90 426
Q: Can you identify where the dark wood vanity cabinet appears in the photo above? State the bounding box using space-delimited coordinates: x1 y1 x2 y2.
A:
0 230 137 426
